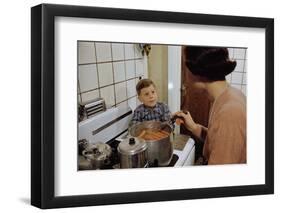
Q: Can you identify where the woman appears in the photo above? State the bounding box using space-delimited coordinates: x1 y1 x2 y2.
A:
176 47 246 165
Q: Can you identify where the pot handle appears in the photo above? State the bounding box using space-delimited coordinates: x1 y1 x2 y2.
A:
82 150 92 159
115 138 124 142
160 121 173 131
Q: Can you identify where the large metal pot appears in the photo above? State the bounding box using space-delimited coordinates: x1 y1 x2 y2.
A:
82 143 112 169
130 121 173 166
117 137 148 168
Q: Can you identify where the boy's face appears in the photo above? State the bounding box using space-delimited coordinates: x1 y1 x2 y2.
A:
138 84 158 107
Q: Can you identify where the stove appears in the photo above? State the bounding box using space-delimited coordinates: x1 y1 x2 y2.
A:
78 136 195 170
108 139 180 168
79 138 181 170
78 105 195 170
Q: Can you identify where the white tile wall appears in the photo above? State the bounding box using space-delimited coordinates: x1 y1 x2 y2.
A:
115 82 127 103
135 77 141 86
81 90 100 103
97 63 114 87
79 64 98 92
226 47 247 96
225 74 231 82
78 41 96 64
117 101 128 109
136 97 141 106
112 43 125 61
134 44 143 58
242 72 247 84
235 60 245 72
241 85 247 95
244 61 247 73
136 59 144 76
228 48 234 59
78 41 147 110
95 42 112 62
124 44 135 59
100 85 115 108
232 84 241 90
231 72 243 84
113 61 126 83
127 79 136 98
128 97 137 111
234 48 246 59
125 60 135 79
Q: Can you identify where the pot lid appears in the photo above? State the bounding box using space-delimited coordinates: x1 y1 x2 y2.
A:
83 143 112 160
118 137 147 155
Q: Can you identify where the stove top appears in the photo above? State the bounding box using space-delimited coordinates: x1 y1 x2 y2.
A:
78 139 179 170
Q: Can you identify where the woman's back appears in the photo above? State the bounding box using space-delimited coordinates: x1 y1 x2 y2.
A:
203 86 246 165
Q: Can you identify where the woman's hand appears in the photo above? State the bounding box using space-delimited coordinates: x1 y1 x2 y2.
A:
173 111 198 133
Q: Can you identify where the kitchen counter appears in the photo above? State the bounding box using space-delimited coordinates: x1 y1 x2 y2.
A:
172 134 191 151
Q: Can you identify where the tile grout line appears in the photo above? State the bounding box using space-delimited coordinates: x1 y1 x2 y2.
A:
110 43 117 108
77 42 82 104
93 42 101 100
124 44 129 108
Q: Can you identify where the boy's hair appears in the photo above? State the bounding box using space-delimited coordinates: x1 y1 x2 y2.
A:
136 79 155 95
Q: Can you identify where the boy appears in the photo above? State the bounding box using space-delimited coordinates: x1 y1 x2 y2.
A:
130 79 173 128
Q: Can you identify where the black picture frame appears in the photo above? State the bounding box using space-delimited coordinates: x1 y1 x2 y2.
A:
31 3 274 209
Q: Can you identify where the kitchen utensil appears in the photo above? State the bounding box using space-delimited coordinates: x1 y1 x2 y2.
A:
130 121 173 166
82 143 112 169
78 138 89 155
118 137 148 168
171 111 188 125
